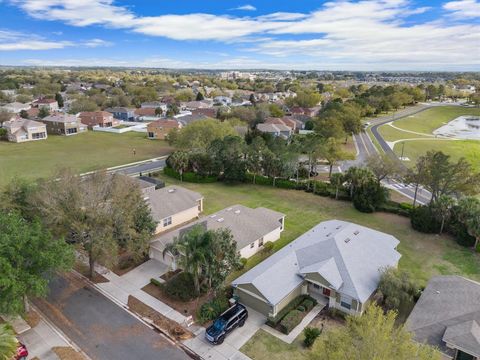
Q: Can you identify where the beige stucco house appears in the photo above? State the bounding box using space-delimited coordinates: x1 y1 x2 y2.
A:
150 204 285 266
143 185 203 235
232 220 401 318
4 118 48 143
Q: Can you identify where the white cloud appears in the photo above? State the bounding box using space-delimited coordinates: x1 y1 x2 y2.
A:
5 0 480 69
82 38 113 47
443 0 480 18
232 5 256 11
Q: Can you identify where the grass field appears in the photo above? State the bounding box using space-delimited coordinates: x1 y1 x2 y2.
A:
0 132 172 187
376 106 480 169
155 174 480 286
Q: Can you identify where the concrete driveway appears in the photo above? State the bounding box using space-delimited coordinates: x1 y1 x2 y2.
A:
183 307 264 360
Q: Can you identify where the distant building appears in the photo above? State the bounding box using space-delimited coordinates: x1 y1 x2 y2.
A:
105 107 135 121
147 119 182 140
79 111 118 129
4 118 48 143
256 123 293 139
40 114 87 136
140 101 168 112
33 98 59 111
1 102 31 114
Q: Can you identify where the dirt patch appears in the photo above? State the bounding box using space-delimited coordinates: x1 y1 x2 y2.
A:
309 309 345 335
52 346 87 360
24 309 41 328
142 282 214 321
127 295 193 341
74 262 109 283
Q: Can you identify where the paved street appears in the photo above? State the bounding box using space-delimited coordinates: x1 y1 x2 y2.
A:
114 158 167 176
34 272 190 360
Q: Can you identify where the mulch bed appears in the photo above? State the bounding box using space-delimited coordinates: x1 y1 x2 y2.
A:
141 282 214 321
74 262 109 284
127 295 193 341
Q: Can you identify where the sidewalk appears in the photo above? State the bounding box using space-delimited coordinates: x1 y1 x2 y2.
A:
80 257 257 360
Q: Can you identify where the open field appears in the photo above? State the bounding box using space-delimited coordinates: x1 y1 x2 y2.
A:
155 174 480 286
376 106 480 169
0 132 172 187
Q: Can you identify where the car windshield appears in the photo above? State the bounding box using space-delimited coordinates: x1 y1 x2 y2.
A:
213 318 226 330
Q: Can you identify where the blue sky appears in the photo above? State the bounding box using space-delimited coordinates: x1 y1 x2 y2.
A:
0 0 479 70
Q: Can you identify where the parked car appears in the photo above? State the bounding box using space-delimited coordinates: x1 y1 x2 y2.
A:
15 342 28 360
205 303 248 345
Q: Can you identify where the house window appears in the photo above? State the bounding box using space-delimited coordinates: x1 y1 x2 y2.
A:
32 132 46 139
340 301 351 310
313 283 320 290
148 132 155 138
163 217 172 227
250 243 255 249
259 238 264 247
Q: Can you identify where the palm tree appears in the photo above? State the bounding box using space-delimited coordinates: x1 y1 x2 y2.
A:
457 197 480 250
0 324 17 360
163 225 208 294
434 195 456 234
169 151 190 181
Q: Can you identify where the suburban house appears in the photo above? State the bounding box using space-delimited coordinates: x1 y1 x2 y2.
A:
256 123 293 139
144 185 204 235
40 114 87 135
79 111 118 129
141 101 168 113
4 118 48 143
265 117 302 132
1 102 31 113
105 107 135 121
182 100 213 110
147 119 182 140
33 98 59 111
150 205 285 265
134 107 157 119
232 220 401 318
406 276 480 360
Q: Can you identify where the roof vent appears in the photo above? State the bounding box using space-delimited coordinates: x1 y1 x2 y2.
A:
326 232 332 237
336 226 341 230
234 210 241 214
344 238 351 243
354 230 360 235
217 218 224 223
168 188 176 193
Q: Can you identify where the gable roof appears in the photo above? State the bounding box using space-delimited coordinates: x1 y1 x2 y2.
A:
151 204 285 253
232 220 401 305
406 275 480 358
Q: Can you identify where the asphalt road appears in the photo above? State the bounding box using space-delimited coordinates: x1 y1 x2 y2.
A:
34 273 190 360
113 158 167 176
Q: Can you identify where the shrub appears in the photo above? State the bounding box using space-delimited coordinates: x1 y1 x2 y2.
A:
163 167 217 183
297 305 306 312
377 201 411 217
275 179 297 189
301 299 315 312
262 241 275 254
163 272 197 302
239 257 248 269
164 166 181 180
303 327 321 347
266 295 316 327
279 310 303 334
448 214 476 247
197 296 230 324
150 278 162 287
411 206 441 233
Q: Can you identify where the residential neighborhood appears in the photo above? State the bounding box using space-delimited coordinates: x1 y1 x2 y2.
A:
0 1 479 359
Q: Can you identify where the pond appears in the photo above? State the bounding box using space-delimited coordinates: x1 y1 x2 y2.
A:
433 115 480 140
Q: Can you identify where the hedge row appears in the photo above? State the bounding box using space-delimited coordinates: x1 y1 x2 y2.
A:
163 167 217 183
266 295 317 327
279 310 304 334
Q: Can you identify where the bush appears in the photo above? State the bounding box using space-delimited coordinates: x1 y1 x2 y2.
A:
163 167 217 183
301 299 315 312
150 278 162 287
239 257 248 269
275 179 297 189
262 241 275 254
303 327 321 347
163 272 197 302
279 310 303 334
297 305 306 312
377 201 411 217
448 214 476 247
411 206 441 233
266 295 316 327
197 296 229 324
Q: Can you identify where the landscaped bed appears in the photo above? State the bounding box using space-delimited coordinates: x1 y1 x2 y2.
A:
266 295 318 335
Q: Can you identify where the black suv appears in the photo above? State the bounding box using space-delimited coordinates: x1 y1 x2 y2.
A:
205 303 248 345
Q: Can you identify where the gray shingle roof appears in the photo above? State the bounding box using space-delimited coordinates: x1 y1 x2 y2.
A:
232 220 401 305
146 185 202 222
150 205 284 253
406 276 480 358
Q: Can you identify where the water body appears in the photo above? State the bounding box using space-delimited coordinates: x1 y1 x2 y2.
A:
433 115 480 140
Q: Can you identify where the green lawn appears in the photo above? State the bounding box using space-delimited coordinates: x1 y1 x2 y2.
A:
393 106 480 134
378 124 431 142
241 330 310 360
155 174 480 286
393 139 480 172
0 131 172 187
